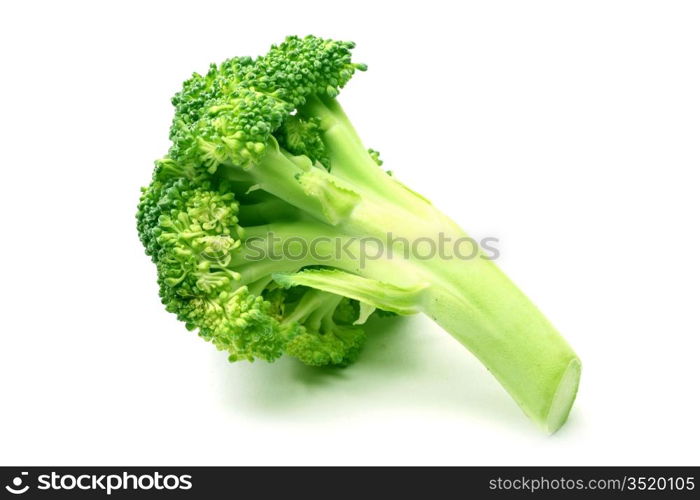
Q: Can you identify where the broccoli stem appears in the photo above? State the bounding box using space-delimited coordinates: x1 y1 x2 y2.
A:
297 100 580 431
417 256 581 433
242 219 579 431
283 289 337 325
219 95 581 431
301 95 439 219
265 221 580 431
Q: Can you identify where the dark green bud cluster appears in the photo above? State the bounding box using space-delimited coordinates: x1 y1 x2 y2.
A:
137 36 372 366
168 36 365 172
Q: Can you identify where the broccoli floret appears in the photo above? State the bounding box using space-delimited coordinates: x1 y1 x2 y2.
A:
137 35 581 432
137 175 367 366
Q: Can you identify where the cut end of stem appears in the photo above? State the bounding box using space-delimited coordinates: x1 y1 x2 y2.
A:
545 358 582 434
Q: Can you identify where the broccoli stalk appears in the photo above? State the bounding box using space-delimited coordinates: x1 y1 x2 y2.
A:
137 35 580 432
240 96 580 432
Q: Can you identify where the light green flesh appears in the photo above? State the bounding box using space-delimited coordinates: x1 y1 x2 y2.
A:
546 358 581 433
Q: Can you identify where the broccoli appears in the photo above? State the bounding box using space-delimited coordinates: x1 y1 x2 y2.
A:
136 35 581 432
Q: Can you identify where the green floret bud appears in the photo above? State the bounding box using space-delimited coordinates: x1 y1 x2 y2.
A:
275 115 329 168
255 35 365 104
285 326 366 367
138 176 372 366
167 35 365 174
367 148 383 166
280 289 367 367
332 298 360 325
197 288 286 362
139 178 292 362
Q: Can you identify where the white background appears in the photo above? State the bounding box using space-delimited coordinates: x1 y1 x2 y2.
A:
1 0 699 465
